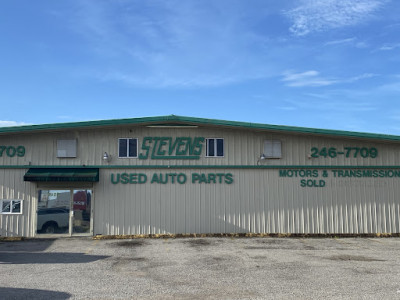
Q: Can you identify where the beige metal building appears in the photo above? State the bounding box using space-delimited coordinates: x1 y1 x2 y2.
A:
1 115 400 237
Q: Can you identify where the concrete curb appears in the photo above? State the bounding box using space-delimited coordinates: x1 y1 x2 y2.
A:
92 232 400 240
0 237 24 241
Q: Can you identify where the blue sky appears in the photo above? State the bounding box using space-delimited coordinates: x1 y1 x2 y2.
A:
1 0 400 134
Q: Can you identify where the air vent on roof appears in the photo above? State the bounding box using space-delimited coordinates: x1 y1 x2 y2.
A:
146 123 198 128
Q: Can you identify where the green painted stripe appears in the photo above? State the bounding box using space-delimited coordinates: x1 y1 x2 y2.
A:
0 115 399 141
3 165 400 169
150 155 200 159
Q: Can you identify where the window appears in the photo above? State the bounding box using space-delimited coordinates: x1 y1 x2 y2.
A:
1 199 22 214
118 138 138 158
57 139 77 158
206 138 224 157
264 140 282 158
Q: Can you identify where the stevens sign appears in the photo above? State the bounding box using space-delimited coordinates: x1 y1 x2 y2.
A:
138 137 204 160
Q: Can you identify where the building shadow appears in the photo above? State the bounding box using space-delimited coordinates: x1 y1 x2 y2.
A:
0 252 109 264
0 238 56 252
0 238 109 264
0 287 71 299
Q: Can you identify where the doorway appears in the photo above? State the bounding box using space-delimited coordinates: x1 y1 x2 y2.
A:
36 189 93 236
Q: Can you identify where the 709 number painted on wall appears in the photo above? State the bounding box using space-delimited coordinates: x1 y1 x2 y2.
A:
0 146 25 157
310 147 378 158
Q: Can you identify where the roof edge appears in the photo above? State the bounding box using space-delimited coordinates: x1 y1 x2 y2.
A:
0 114 399 141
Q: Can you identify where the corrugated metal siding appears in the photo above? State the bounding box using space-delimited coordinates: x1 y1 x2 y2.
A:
0 169 36 237
2 127 400 167
1 125 400 237
94 169 400 235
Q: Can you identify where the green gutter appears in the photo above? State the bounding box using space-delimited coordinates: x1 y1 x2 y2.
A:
3 165 400 169
0 115 399 141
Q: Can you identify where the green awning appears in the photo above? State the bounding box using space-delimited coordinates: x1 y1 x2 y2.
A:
24 168 99 182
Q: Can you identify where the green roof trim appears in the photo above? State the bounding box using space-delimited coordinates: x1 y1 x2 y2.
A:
8 164 400 170
24 168 99 182
1 115 400 141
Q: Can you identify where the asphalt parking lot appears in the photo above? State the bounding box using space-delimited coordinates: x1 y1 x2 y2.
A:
1 237 400 299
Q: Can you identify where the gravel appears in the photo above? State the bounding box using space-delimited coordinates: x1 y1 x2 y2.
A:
1 237 400 299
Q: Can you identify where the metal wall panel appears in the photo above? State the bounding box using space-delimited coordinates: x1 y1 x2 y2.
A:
1 126 400 167
2 167 399 237
0 169 36 237
94 169 400 235
1 124 400 237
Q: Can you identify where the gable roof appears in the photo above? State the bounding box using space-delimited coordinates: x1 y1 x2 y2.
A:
0 115 399 142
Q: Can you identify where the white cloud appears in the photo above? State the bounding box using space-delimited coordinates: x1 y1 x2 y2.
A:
283 97 376 112
98 71 248 88
282 71 378 87
379 43 400 50
378 81 400 92
355 41 369 48
286 0 386 36
282 70 337 87
66 1 280 88
347 73 377 82
324 37 356 46
0 121 30 127
323 37 369 49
